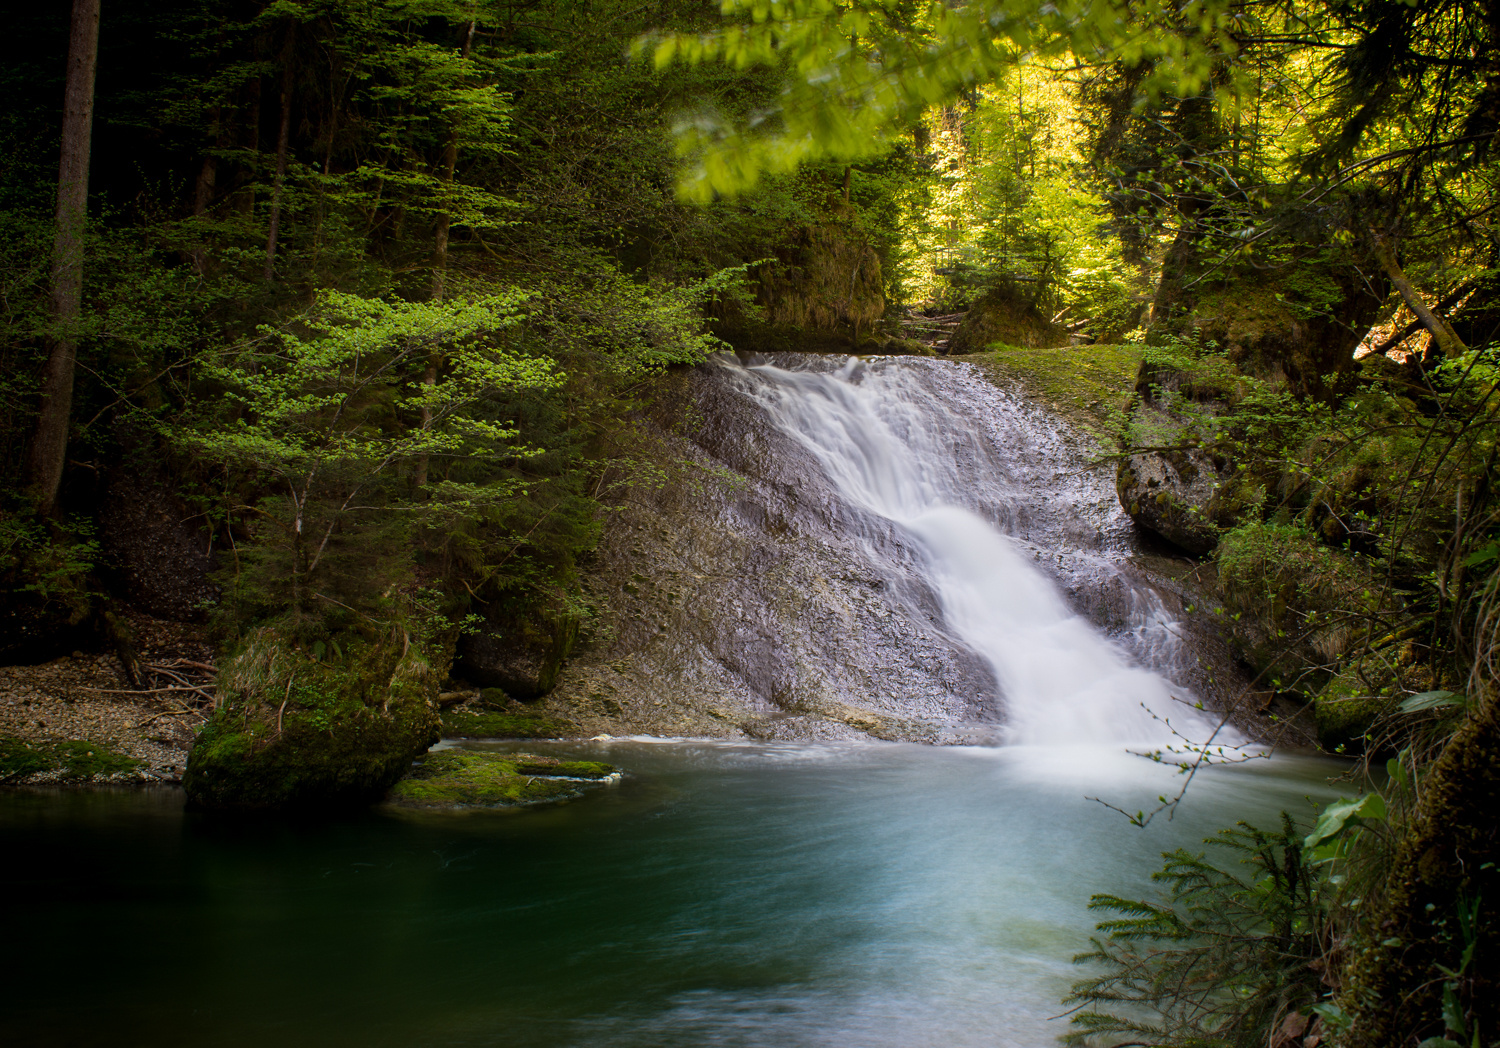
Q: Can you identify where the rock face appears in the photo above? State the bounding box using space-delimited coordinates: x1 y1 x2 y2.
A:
534 359 998 744
1115 416 1227 556
98 428 220 621
1114 358 1263 556
533 353 1251 742
183 627 441 810
457 610 577 698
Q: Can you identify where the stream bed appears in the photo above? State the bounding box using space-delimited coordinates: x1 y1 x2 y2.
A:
1 740 1345 1048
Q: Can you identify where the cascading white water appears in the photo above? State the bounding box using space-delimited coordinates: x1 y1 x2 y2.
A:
738 355 1237 751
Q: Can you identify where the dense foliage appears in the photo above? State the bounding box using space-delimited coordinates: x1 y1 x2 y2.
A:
2 0 1497 1036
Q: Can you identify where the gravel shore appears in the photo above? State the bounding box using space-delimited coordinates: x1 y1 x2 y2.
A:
0 612 213 786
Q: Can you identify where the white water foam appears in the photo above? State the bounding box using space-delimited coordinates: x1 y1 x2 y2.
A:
737 355 1238 752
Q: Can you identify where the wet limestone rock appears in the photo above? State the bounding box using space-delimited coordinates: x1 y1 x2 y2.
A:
1115 437 1225 556
457 610 578 698
1313 693 1391 754
1115 356 1264 555
1116 439 1266 556
183 627 442 810
386 748 615 809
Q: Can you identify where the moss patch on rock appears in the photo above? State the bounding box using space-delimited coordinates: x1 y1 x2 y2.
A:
947 284 1066 354
511 755 615 779
183 626 443 811
440 708 578 739
0 736 143 782
971 342 1143 428
387 748 616 809
1314 694 1391 754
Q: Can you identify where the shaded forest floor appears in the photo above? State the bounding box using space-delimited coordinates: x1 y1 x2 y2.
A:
0 613 212 785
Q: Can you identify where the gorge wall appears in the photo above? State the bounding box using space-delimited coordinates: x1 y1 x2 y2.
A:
528 353 1259 745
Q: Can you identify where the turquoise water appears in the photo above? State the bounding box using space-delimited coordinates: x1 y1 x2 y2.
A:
0 740 1346 1048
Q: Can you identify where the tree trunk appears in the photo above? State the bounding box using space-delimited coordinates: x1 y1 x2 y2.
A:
190 104 222 275
232 76 261 216
263 24 296 281
1370 230 1469 360
27 0 101 518
429 18 475 303
1149 90 1216 327
417 18 475 489
1341 686 1499 1047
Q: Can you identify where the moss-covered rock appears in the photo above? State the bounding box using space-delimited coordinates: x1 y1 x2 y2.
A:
439 708 578 739
510 755 615 778
1313 693 1389 754
0 736 142 783
971 342 1142 427
946 284 1066 355
183 626 443 810
386 748 616 809
858 336 936 357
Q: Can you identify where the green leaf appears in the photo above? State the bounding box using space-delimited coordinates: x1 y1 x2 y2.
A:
1400 690 1462 714
1442 983 1467 1038
1462 542 1500 569
1304 793 1387 850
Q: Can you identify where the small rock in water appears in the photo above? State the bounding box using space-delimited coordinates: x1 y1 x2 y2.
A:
387 749 618 810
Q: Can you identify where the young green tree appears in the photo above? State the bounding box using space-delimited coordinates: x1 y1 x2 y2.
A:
176 288 556 621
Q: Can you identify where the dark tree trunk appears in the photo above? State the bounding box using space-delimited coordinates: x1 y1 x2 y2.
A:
263 24 296 281
417 18 476 489
190 104 222 275
1342 688 1499 1047
1148 91 1217 327
1370 229 1469 360
429 18 476 303
27 0 101 518
231 76 262 216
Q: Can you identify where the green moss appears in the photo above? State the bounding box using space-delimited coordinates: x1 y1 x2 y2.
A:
183 626 442 810
440 709 578 739
0 735 142 782
1314 693 1390 754
51 741 143 778
972 343 1144 428
386 749 616 809
513 757 615 779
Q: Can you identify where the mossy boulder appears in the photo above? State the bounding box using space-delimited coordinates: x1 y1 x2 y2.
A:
1313 694 1390 754
1116 405 1265 555
386 748 616 809
1115 351 1267 555
183 626 443 810
859 336 935 357
973 342 1143 427
440 708 578 739
1152 246 1385 400
946 284 1065 355
757 209 886 342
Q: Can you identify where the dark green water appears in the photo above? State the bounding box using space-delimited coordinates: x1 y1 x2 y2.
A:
0 740 1346 1048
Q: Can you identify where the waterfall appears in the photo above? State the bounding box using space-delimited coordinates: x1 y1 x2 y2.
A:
736 354 1237 751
